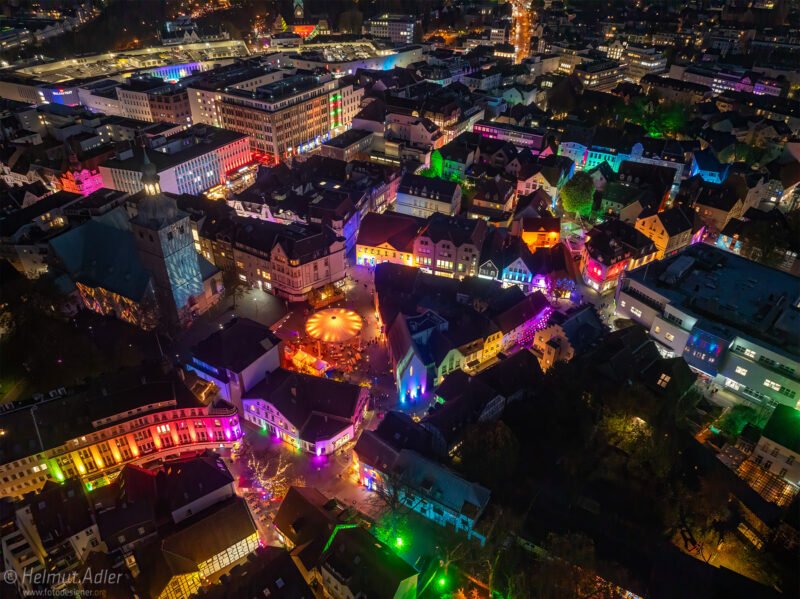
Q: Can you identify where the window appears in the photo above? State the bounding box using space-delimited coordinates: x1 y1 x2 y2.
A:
744 348 756 358
724 379 741 391
765 460 773 469
735 366 748 376
779 468 788 478
665 332 675 342
788 455 795 465
654 325 661 334
763 379 781 391
630 306 642 318
657 373 671 388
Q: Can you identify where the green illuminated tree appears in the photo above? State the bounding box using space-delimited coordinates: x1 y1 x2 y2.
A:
559 171 595 217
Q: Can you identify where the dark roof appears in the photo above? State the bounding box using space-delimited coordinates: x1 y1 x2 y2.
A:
49 213 152 301
397 173 459 201
547 304 607 354
0 190 81 238
196 547 313 599
0 367 204 463
492 290 551 333
356 211 424 252
762 405 800 453
28 479 93 547
321 526 417 599
475 349 543 397
158 451 234 514
655 205 694 236
137 497 257 598
243 369 362 443
273 486 347 570
191 317 280 375
417 213 486 247
585 218 656 264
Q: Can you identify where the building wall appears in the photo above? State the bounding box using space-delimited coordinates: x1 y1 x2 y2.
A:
616 277 800 408
394 191 459 219
750 438 800 488
356 243 414 267
0 405 242 499
170 483 235 524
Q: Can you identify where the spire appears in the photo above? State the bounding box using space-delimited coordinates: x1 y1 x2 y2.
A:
140 148 161 196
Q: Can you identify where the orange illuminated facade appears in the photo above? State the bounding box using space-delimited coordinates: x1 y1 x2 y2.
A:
0 401 241 500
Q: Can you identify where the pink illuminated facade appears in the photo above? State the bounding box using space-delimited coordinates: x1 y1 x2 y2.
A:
0 400 242 500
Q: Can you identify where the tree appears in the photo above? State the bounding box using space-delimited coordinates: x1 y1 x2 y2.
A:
459 420 519 490
531 533 632 599
560 172 595 217
367 469 420 544
222 266 247 309
716 404 768 439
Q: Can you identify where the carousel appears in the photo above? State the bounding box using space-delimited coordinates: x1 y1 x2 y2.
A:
302 308 364 374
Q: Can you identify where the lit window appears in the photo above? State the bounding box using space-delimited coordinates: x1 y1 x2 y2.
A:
735 366 748 376
744 348 756 359
764 379 781 391
657 374 671 388
665 332 675 342
630 306 642 318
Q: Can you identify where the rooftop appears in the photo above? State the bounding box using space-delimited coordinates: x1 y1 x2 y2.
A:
101 125 247 173
625 244 800 355
191 317 281 376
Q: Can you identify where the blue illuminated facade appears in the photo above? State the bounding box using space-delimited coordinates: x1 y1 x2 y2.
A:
132 154 204 325
141 62 203 82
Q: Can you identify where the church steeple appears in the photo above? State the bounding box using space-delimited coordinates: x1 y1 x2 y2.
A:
141 149 161 196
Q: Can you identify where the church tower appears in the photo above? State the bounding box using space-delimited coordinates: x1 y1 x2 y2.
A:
131 151 203 326
293 0 304 20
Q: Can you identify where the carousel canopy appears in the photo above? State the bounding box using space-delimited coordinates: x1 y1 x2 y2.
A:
305 308 363 343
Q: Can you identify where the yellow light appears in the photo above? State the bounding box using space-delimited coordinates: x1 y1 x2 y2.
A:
305 308 363 343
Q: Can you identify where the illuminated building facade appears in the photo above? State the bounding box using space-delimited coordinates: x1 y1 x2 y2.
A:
748 406 800 491
473 120 548 153
100 126 250 196
616 244 800 409
573 59 625 92
355 211 423 267
581 219 658 293
0 373 242 500
131 156 205 326
365 14 420 44
621 46 667 83
242 369 368 456
412 214 487 279
354 443 490 544
215 72 362 163
231 217 347 302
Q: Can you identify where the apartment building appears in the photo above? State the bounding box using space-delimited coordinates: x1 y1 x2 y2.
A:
749 406 800 489
99 125 250 195
187 61 285 128
0 370 242 500
413 213 487 278
214 70 363 163
615 244 800 409
621 46 667 83
395 173 462 218
574 59 625 91
232 217 347 302
365 14 420 43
